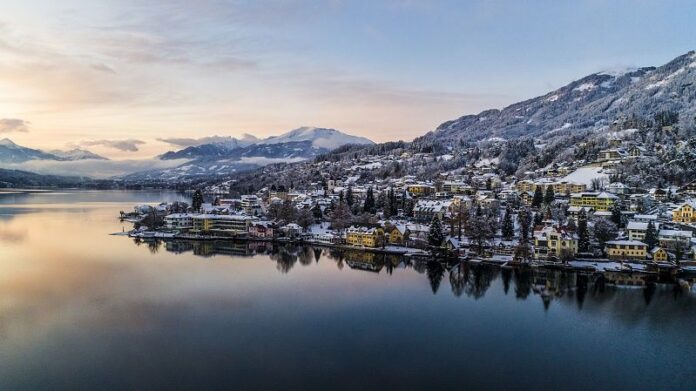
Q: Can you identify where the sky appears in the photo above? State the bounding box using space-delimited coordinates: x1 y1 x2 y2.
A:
0 0 695 159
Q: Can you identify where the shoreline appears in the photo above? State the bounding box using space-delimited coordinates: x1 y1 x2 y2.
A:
122 230 694 279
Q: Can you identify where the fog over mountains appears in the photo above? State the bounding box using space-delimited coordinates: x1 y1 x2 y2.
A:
2 50 696 185
0 127 374 180
0 138 108 163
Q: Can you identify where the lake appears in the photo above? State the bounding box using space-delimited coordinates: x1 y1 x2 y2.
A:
0 190 695 390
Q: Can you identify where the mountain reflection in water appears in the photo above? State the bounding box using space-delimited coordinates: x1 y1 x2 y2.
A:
131 238 696 311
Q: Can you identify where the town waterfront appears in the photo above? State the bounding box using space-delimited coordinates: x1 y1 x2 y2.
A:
1 190 696 390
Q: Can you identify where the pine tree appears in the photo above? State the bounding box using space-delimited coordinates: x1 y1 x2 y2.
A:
191 189 204 212
428 216 444 247
610 201 623 228
577 209 590 252
518 207 531 242
644 220 657 249
345 185 354 207
533 211 543 226
502 206 514 239
544 186 555 204
594 218 618 252
532 186 544 208
363 186 375 213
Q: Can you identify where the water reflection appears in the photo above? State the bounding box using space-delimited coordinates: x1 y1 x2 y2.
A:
2 190 696 390
128 238 696 311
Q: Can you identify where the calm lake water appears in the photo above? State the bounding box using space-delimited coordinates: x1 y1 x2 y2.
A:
1 190 695 390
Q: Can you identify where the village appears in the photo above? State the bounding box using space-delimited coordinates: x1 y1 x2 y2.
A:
121 134 696 287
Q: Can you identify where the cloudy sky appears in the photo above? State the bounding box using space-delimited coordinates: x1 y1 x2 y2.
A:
0 0 695 159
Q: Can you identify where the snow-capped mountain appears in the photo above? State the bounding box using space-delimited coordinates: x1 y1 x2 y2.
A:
49 148 109 161
133 127 375 179
160 127 373 161
417 50 696 146
257 127 374 149
0 138 64 163
0 138 108 164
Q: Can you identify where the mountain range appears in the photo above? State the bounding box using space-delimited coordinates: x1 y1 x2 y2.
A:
0 138 108 164
417 50 696 146
1 50 695 186
126 127 374 180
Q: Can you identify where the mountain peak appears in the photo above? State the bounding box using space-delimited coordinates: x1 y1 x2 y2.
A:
49 148 109 161
0 138 18 147
260 127 374 149
427 50 696 145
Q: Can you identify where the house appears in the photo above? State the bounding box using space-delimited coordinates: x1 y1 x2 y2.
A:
651 247 669 262
606 182 631 195
658 229 693 248
627 145 646 158
386 224 408 245
567 206 594 219
346 226 384 248
626 221 659 241
413 200 451 222
633 214 658 223
519 191 534 206
240 195 263 215
605 240 648 260
533 226 578 260
406 184 435 197
164 213 194 231
442 181 474 195
569 191 618 211
679 180 696 196
248 221 275 238
597 148 628 162
672 200 696 223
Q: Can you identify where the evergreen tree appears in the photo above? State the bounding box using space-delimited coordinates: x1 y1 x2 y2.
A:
502 206 514 239
191 189 204 212
518 207 531 242
533 211 543 226
532 186 544 208
345 185 354 207
610 201 623 228
363 187 375 213
577 209 590 252
544 186 555 204
428 216 445 247
312 205 323 219
594 218 618 253
644 220 658 249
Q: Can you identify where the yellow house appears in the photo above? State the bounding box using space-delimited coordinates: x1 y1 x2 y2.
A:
672 201 696 223
387 225 408 245
569 191 618 211
516 180 586 196
346 226 384 248
516 180 536 193
519 191 534 206
605 240 648 260
533 226 578 260
406 184 434 197
651 247 668 262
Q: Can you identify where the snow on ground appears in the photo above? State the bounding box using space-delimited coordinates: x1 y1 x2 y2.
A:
573 82 597 92
645 67 686 89
561 166 608 186
475 157 499 168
